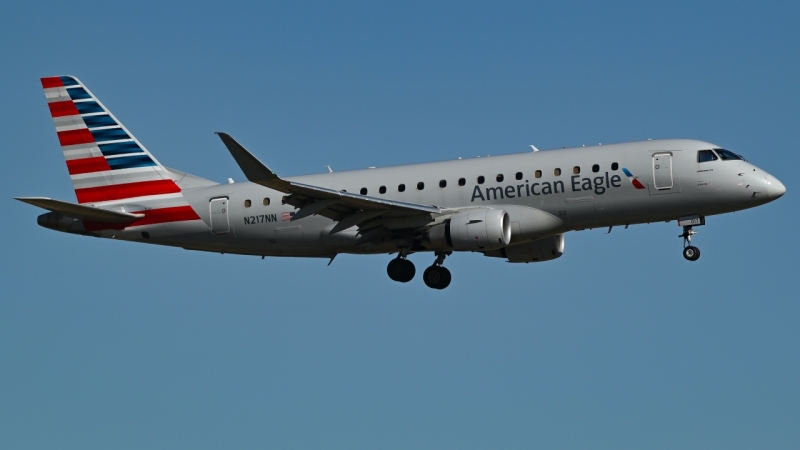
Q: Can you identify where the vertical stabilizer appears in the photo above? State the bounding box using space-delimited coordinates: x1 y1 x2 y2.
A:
40 76 201 229
41 75 180 205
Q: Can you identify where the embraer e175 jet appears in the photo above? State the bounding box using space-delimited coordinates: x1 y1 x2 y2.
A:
18 76 786 289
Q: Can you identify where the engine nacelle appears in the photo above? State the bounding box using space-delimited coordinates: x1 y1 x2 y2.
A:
429 209 511 251
483 234 565 263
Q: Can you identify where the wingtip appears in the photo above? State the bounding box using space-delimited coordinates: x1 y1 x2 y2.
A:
15 196 49 203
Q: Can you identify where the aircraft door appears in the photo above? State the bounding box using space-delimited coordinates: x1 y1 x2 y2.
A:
653 153 673 190
209 197 230 234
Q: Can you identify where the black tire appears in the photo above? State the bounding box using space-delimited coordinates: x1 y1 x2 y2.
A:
423 265 452 290
387 258 415 282
423 266 441 288
436 266 452 289
683 246 700 261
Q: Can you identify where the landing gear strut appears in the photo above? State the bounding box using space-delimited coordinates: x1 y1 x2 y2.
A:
423 252 452 290
680 226 700 261
387 250 415 282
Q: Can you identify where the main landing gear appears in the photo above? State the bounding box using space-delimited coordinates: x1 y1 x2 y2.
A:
680 225 701 261
387 252 416 283
423 252 452 290
386 251 452 289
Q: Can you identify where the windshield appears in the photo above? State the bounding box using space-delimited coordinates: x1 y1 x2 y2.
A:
697 150 718 163
714 148 743 161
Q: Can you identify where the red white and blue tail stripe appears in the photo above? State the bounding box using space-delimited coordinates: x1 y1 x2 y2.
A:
41 75 200 228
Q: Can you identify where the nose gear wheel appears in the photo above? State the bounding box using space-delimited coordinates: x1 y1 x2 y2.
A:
680 226 701 261
683 246 700 261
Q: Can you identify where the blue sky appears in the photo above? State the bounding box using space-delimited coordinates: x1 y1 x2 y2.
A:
1 1 798 448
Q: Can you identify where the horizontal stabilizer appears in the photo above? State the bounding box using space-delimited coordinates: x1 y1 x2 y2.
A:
15 197 144 223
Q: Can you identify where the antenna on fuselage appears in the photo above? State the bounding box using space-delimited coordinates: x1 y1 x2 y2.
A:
530 145 539 152
325 165 333 173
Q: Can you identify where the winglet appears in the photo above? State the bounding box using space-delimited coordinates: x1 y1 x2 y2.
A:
215 132 292 193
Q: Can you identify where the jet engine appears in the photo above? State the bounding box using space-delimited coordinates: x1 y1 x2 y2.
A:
483 234 564 263
428 209 511 251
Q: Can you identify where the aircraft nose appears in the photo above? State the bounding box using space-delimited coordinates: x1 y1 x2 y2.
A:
767 175 786 199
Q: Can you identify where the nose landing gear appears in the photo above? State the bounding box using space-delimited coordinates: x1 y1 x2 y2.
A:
680 225 700 261
423 252 452 290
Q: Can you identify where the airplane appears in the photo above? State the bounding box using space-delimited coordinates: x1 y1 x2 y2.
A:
17 76 786 289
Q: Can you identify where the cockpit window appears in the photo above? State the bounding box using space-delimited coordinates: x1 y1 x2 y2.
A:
697 150 718 163
714 148 744 161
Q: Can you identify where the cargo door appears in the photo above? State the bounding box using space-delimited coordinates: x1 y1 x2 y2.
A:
209 197 230 234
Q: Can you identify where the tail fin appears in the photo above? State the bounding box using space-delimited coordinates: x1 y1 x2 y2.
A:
41 75 181 205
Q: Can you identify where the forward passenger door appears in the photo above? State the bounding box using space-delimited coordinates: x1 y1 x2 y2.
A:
653 154 673 190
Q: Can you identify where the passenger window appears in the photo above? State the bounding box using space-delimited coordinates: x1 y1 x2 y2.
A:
572 166 580 175
715 148 743 160
554 168 561 176
592 164 600 173
458 178 466 186
263 198 270 206
398 184 406 192
496 174 504 182
611 162 619 171
417 182 425 190
379 186 386 194
534 170 542 178
697 150 718 163
244 199 251 208
477 176 485 184
439 180 447 188
360 187 368 195
515 172 523 180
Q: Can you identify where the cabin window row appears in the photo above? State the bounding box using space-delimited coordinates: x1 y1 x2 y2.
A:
357 163 619 195
243 198 271 208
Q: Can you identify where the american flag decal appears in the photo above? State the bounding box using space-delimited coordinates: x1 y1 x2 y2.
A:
281 211 295 221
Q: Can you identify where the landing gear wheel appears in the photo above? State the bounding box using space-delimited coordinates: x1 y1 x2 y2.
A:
387 258 416 282
423 265 452 290
679 225 702 262
683 246 700 261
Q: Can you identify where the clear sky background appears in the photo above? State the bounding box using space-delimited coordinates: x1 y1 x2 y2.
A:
1 1 798 448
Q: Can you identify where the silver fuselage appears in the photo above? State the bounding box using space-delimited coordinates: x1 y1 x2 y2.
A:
82 139 784 257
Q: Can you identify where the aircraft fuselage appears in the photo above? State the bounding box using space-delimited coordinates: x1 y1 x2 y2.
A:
83 139 782 257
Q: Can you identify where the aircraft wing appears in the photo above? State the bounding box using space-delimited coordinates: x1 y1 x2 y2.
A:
217 133 441 239
15 197 144 223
